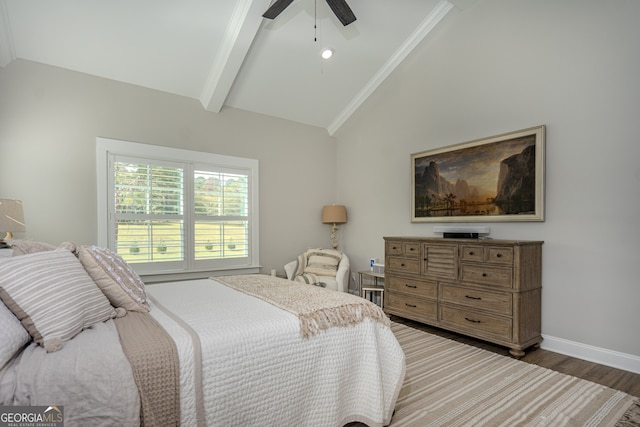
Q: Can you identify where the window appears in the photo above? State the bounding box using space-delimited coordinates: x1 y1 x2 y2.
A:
97 138 259 279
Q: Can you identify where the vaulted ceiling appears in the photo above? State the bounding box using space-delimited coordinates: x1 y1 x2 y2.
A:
0 0 473 134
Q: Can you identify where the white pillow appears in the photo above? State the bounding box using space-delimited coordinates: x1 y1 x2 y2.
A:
0 249 117 352
0 300 30 368
78 245 149 312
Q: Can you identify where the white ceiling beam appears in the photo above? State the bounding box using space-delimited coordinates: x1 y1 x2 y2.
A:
327 0 454 136
200 0 271 112
0 0 16 68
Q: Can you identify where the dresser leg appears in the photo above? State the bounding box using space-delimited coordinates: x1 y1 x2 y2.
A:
509 348 525 358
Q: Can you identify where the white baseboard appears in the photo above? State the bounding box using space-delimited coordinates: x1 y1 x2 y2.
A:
541 334 640 374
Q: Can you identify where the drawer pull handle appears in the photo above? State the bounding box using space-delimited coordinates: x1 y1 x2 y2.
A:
482 273 488 277
409 247 415 251
465 317 481 323
469 251 475 255
401 263 405 267
496 253 502 258
392 246 398 250
405 303 417 308
465 295 481 300
405 284 417 288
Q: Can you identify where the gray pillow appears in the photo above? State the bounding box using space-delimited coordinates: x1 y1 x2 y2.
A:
0 300 30 368
0 249 116 352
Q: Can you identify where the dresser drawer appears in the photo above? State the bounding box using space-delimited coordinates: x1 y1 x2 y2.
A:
402 242 421 257
487 246 514 264
387 276 437 299
387 256 421 275
440 284 512 316
461 264 512 288
386 240 420 258
386 240 403 256
385 292 437 323
461 245 514 265
460 245 484 262
440 305 512 342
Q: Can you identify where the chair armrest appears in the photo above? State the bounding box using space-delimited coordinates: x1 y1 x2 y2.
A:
284 260 296 280
335 255 350 292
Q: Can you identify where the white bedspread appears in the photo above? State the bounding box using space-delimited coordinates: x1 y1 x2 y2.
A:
147 277 405 427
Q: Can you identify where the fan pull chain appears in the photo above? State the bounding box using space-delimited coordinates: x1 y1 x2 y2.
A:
314 0 317 41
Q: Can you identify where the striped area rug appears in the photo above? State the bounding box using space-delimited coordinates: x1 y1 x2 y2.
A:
389 322 639 427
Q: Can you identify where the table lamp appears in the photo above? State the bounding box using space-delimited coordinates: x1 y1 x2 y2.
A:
0 199 25 248
322 205 347 249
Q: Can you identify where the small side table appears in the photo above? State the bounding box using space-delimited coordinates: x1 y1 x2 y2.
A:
358 271 385 308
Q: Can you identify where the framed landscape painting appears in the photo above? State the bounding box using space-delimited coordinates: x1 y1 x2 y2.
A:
411 125 545 223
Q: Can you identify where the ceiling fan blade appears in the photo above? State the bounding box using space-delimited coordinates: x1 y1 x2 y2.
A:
325 0 356 26
262 0 296 19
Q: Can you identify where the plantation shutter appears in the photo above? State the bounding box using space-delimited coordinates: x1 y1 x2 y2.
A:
107 152 253 275
193 167 250 264
111 156 186 273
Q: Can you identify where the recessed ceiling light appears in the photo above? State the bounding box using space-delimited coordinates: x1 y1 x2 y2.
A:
321 48 334 60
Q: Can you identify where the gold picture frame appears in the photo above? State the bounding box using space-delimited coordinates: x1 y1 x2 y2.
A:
411 125 545 223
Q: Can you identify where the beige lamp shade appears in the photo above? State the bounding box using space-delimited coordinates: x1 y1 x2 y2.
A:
0 199 26 239
322 205 347 224
322 205 347 249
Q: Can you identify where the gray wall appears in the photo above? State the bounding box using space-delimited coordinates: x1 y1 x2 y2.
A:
336 0 640 359
0 59 338 277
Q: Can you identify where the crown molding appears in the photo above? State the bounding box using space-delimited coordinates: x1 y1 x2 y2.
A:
0 0 16 68
327 0 454 136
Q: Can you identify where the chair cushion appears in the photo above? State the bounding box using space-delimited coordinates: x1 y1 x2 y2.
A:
316 276 338 291
303 249 342 277
293 274 339 291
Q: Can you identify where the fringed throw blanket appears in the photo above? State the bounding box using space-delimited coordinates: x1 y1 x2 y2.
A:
114 311 181 427
214 274 390 338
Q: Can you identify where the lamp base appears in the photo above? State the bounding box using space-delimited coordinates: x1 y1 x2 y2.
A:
0 232 14 248
330 223 339 249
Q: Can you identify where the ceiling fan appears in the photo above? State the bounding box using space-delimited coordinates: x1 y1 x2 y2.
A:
263 0 357 26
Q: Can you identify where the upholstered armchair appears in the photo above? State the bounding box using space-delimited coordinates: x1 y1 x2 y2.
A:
284 249 350 293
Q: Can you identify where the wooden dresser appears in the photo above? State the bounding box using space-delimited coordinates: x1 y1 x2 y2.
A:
384 237 543 357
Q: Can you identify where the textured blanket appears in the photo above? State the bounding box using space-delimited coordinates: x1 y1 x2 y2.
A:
215 274 390 338
147 278 405 426
114 311 180 427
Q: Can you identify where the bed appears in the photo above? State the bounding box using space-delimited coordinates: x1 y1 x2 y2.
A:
0 245 405 427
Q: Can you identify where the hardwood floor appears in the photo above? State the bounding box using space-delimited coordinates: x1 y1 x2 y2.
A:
391 316 640 398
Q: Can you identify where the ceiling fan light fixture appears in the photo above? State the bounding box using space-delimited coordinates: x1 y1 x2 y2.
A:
321 48 334 60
